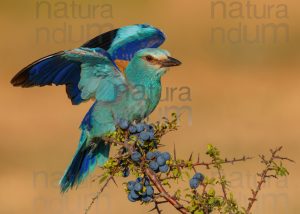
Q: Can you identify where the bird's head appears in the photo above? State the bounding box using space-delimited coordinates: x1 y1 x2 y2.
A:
125 48 181 82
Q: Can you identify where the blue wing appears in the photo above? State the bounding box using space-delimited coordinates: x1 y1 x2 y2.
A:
62 47 127 103
11 51 84 104
11 24 166 105
84 24 166 61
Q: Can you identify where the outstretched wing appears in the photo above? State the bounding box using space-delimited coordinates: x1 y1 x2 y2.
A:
10 24 165 105
62 47 126 103
83 24 166 61
11 52 84 104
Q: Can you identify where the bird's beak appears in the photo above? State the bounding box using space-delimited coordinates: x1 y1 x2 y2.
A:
161 57 182 67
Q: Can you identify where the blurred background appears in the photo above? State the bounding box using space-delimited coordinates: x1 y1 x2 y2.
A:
0 0 299 213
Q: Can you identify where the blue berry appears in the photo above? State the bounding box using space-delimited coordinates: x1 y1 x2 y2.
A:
130 190 140 199
189 178 200 189
128 193 136 202
146 152 155 160
127 181 135 191
129 125 137 133
146 186 154 196
136 177 143 183
136 123 145 132
159 164 169 173
149 132 155 140
193 173 204 183
134 182 143 192
131 151 141 162
139 131 150 141
123 168 130 177
149 161 159 171
162 152 171 161
118 119 129 130
144 177 150 186
157 155 166 166
146 124 154 132
153 151 161 158
142 196 152 202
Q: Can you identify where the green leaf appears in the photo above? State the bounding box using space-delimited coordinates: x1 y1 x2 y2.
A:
99 174 109 185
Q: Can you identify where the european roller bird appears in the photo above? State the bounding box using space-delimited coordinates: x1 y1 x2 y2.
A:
11 24 181 192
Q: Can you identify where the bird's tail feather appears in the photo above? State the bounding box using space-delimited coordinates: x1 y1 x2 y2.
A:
60 133 110 192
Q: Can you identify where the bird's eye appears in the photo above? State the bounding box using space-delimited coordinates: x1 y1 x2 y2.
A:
145 55 154 62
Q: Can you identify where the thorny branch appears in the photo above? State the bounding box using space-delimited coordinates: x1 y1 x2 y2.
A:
145 167 189 214
85 116 293 214
85 175 115 214
177 156 253 169
245 146 294 214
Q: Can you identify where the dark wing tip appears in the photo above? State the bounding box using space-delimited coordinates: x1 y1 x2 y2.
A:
10 51 65 88
10 66 32 87
81 28 119 50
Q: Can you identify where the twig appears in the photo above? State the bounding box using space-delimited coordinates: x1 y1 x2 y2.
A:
145 168 189 214
85 176 114 214
91 173 104 183
149 200 163 214
196 156 252 168
177 156 253 169
245 147 293 213
217 168 228 201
